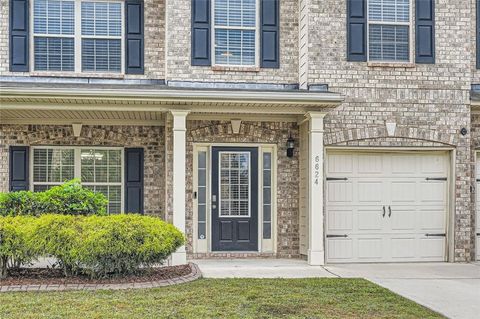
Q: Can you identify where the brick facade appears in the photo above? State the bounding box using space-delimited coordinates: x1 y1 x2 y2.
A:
306 0 474 261
0 0 479 261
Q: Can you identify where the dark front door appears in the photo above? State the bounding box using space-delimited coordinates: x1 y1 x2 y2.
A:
212 147 258 251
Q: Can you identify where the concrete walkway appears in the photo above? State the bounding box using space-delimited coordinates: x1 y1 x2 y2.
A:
194 259 480 319
192 259 336 278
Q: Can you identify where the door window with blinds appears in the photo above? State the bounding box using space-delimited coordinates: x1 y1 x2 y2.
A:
213 0 258 66
32 0 124 72
219 152 251 217
368 0 412 62
31 147 123 214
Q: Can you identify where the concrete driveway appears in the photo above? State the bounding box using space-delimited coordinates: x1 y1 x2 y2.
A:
325 263 480 319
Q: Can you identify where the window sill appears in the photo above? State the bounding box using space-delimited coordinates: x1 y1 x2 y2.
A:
30 72 125 79
367 62 416 68
211 66 260 72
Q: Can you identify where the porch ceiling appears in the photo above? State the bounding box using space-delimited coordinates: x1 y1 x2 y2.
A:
0 82 344 125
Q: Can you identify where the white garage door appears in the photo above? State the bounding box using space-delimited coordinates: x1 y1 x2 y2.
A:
326 151 449 263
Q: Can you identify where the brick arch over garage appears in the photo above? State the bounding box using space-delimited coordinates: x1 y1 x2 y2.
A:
324 125 457 147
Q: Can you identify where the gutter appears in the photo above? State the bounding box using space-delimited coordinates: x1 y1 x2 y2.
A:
0 85 344 105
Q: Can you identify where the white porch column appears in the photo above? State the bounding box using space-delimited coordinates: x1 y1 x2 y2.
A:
170 110 189 265
307 112 326 265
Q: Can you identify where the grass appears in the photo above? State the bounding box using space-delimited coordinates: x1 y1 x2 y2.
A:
0 278 443 319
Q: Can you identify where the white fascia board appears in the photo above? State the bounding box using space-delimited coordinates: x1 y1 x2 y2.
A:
0 86 344 105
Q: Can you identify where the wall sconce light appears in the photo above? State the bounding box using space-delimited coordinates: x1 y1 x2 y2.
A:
286 134 295 158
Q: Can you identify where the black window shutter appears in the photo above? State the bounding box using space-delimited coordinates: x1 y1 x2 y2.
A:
260 0 279 68
125 0 144 74
347 0 367 62
191 0 211 66
477 0 480 68
9 146 29 192
125 148 144 214
415 0 435 64
9 0 29 72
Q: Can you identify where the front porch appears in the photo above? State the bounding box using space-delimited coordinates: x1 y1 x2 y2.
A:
0 80 344 266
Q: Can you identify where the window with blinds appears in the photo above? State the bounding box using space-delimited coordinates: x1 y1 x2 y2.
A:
81 2 122 72
213 0 257 66
33 0 75 71
32 0 124 73
32 147 124 214
368 0 411 62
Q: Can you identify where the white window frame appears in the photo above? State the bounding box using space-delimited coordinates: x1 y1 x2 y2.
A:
30 0 125 74
218 151 252 218
211 0 260 67
30 146 125 214
366 0 414 63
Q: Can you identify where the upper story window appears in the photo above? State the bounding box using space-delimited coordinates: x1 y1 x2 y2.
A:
213 0 258 67
32 0 124 73
368 0 411 62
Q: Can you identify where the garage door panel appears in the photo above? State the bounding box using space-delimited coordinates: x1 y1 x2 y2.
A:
421 155 448 174
327 154 353 175
357 238 383 260
358 181 384 203
390 237 416 259
391 181 416 203
420 181 447 203
327 181 353 203
389 208 416 231
327 238 353 261
419 237 445 260
327 209 353 232
419 208 446 231
391 155 417 175
357 154 384 174
357 208 384 231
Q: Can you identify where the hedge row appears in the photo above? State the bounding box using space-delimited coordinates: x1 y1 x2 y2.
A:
0 180 109 216
0 214 184 279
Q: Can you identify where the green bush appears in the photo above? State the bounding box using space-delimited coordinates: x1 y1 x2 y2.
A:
0 191 43 217
0 179 108 216
40 180 108 216
0 216 38 279
32 214 185 278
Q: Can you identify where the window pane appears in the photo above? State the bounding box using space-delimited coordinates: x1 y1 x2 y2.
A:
82 39 122 72
215 29 255 66
33 148 74 183
369 0 409 23
34 0 75 35
262 152 272 239
81 2 122 36
34 37 75 71
215 0 256 27
219 152 250 217
369 25 409 62
81 149 122 183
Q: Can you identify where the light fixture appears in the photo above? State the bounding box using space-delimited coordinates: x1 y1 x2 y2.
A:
286 134 295 158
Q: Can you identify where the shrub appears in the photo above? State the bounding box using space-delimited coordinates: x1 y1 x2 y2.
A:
31 214 184 278
0 179 108 216
76 215 185 278
0 216 38 279
30 214 82 276
0 191 44 217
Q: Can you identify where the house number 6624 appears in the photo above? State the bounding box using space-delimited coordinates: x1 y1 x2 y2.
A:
314 155 320 185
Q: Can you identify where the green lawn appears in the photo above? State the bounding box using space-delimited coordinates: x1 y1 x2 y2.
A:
0 278 443 319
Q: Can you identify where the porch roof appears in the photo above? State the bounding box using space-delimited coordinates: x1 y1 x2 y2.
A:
0 80 344 124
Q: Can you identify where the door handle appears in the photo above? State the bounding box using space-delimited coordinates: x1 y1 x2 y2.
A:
388 206 392 217
382 206 386 218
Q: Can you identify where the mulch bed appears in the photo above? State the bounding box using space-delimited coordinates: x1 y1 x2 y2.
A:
0 264 192 286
